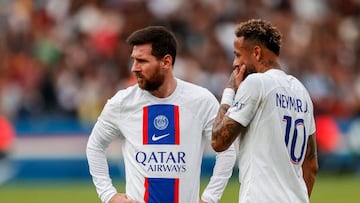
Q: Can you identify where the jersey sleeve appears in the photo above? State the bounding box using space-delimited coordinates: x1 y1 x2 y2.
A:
308 99 316 135
200 90 237 202
227 75 263 127
201 143 236 203
86 94 122 203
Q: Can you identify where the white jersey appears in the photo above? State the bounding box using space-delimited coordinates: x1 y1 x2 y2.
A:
226 69 315 203
87 78 236 203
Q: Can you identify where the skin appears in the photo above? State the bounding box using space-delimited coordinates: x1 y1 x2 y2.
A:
212 36 275 152
130 43 177 98
110 43 209 203
212 36 318 197
302 133 319 197
109 194 138 203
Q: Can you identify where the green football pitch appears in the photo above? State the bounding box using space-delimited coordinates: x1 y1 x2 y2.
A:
1 174 359 203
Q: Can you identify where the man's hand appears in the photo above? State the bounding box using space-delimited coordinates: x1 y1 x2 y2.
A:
109 193 138 203
226 65 246 93
200 200 208 203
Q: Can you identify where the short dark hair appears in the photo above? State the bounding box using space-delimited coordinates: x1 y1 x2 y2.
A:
126 26 177 65
235 19 281 56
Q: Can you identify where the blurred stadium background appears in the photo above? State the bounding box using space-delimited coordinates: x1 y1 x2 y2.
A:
1 0 360 202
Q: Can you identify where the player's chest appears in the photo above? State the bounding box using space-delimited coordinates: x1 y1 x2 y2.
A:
119 104 202 145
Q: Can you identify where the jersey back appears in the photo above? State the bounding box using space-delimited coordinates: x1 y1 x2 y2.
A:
227 69 315 203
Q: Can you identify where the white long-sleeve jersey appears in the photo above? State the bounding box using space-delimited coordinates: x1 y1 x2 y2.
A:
227 69 316 203
87 79 236 203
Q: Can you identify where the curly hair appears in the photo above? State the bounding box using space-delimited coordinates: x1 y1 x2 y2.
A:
235 19 282 56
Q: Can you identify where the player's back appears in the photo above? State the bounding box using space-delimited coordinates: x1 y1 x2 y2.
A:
237 69 315 203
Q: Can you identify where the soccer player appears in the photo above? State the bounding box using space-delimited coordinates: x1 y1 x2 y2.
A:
86 26 236 203
212 19 319 203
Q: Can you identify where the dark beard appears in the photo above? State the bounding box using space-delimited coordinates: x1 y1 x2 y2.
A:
137 71 165 91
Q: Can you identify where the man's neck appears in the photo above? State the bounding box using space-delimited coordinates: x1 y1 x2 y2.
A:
150 77 177 98
259 55 280 72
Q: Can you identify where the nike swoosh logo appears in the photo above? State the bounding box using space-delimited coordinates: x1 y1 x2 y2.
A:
152 133 170 141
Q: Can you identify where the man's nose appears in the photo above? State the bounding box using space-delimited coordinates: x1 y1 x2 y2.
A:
131 61 140 72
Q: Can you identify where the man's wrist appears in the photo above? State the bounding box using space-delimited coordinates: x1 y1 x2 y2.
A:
220 88 235 106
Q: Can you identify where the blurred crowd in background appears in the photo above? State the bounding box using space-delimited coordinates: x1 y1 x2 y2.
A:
0 0 359 173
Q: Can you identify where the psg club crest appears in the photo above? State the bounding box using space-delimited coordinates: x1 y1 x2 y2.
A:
154 115 169 130
143 104 180 145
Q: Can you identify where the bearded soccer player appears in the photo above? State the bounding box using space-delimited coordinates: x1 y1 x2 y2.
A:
86 26 236 203
212 19 318 203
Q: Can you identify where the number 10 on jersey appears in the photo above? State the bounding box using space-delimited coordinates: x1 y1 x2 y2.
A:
282 115 306 164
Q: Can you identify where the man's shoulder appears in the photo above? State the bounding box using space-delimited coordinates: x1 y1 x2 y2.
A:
109 84 141 103
177 80 219 112
178 79 214 97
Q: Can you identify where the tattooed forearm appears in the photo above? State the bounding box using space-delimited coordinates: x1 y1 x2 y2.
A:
303 134 318 162
302 133 319 197
212 104 243 152
307 134 317 160
213 104 229 129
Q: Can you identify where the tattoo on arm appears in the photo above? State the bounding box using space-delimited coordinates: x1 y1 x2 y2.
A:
302 133 318 197
212 104 243 151
306 134 317 160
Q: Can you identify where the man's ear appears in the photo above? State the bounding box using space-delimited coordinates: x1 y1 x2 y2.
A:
162 54 173 68
253 45 262 62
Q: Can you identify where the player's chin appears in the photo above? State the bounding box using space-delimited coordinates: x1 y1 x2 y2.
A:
137 79 146 88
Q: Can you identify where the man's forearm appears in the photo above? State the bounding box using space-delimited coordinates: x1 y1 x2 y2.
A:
211 104 232 152
302 134 318 197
